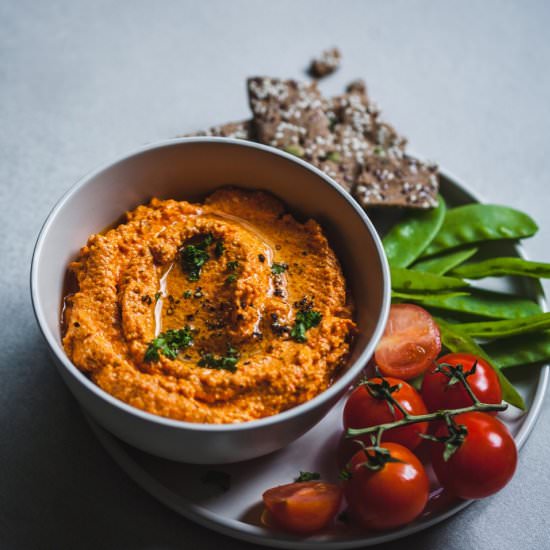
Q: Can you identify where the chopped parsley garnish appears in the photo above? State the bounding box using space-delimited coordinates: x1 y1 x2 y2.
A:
198 346 239 372
154 292 162 302
214 239 225 258
225 260 240 284
326 151 341 163
183 290 192 299
225 273 237 284
144 327 193 361
179 233 217 281
294 471 321 482
271 262 288 275
290 309 322 342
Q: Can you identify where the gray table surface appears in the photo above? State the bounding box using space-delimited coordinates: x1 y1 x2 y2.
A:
2 0 550 548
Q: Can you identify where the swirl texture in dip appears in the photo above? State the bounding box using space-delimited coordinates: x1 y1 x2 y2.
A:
62 188 356 423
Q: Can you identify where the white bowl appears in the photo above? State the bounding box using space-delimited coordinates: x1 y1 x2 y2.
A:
30 138 390 464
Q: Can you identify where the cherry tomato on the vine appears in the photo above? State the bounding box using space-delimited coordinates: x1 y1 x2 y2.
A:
344 443 429 530
421 353 502 413
343 377 428 452
375 304 441 380
430 412 517 499
262 481 343 534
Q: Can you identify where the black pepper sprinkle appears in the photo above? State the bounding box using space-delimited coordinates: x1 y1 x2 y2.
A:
275 244 281 251
141 295 153 305
258 254 266 263
73 322 80 327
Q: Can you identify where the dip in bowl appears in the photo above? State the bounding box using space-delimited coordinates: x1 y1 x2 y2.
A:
31 138 390 463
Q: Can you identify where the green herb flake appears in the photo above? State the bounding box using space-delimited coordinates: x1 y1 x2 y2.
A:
271 262 288 275
180 233 215 282
326 151 341 163
183 290 192 299
198 347 239 372
226 260 240 272
294 471 321 482
225 273 237 284
291 309 322 342
214 239 225 258
144 327 194 362
154 292 162 302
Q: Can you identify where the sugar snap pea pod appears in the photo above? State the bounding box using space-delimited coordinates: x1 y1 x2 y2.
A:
458 312 550 339
421 204 538 258
392 291 469 302
412 247 478 275
484 331 550 369
390 267 469 292
436 318 525 409
450 257 550 279
383 195 446 268
391 289 541 319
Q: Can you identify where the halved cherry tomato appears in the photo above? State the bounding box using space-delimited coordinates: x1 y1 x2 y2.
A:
343 377 428 451
421 353 502 413
430 412 517 499
374 304 441 380
345 443 429 530
262 481 343 534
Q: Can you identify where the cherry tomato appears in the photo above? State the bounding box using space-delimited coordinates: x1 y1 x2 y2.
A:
430 412 517 499
421 353 502 413
345 443 429 530
374 304 441 379
343 377 428 451
262 481 343 534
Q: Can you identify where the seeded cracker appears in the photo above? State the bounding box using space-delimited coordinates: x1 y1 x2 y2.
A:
185 120 254 140
309 47 342 78
185 68 439 207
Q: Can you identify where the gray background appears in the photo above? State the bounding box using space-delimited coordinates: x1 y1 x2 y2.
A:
1 0 550 548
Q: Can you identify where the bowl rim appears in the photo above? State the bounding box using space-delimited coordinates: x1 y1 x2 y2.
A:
30 136 391 433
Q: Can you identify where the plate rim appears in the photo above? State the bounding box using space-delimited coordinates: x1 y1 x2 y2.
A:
84 168 549 549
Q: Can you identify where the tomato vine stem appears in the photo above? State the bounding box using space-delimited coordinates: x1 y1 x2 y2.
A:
347 363 507 441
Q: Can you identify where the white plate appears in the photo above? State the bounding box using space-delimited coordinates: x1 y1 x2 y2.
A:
85 171 549 549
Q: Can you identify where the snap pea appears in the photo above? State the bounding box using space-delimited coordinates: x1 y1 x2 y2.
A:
458 313 550 339
412 247 478 275
391 267 468 292
392 289 542 319
392 291 468 302
421 205 538 258
436 318 525 409
451 257 550 279
383 195 446 268
484 331 550 369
